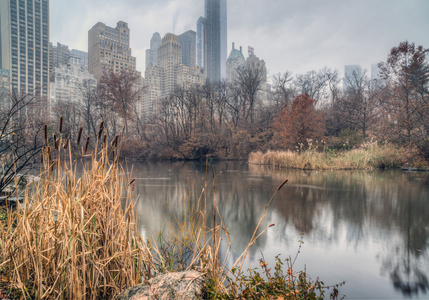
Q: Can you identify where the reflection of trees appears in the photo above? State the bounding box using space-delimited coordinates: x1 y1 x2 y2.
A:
129 162 429 296
249 165 429 296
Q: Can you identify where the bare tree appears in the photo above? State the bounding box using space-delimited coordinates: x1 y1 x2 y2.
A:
0 90 44 193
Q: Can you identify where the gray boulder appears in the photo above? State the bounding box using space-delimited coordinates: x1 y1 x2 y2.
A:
118 271 206 300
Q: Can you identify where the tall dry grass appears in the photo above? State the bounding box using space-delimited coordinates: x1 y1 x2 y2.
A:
249 140 406 170
0 123 152 299
0 121 303 299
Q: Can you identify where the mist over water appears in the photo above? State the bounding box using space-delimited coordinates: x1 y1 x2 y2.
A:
129 161 429 299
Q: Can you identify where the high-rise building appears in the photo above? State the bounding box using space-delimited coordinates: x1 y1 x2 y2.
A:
71 49 88 71
343 64 362 92
49 42 70 72
49 58 97 106
226 42 245 81
0 0 50 102
142 33 205 120
196 17 206 70
88 21 137 81
178 30 196 68
204 0 227 82
145 32 161 69
158 33 182 97
0 69 11 110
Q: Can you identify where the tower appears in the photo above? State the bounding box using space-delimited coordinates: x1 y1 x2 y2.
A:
145 32 161 69
0 0 50 101
178 30 196 67
88 21 137 81
204 0 227 82
158 33 182 96
196 17 206 70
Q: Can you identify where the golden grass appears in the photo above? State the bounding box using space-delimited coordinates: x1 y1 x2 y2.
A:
249 141 407 170
0 126 152 299
0 122 291 299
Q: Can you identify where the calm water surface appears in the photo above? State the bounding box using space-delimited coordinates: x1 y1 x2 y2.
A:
128 161 429 299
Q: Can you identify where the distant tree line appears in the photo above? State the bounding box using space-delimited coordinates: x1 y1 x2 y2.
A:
2 41 426 179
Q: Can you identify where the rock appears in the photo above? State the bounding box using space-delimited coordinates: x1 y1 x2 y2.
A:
118 271 206 300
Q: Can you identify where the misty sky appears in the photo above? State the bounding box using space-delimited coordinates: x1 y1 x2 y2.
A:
51 0 429 79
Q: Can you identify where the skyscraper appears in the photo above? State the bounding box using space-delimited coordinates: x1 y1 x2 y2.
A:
50 42 70 72
343 64 362 92
196 17 206 70
70 49 89 71
204 0 227 82
0 0 50 100
145 32 161 69
158 33 182 96
88 21 137 81
178 30 196 67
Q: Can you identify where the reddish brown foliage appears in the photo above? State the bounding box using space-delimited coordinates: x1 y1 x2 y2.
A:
274 93 325 150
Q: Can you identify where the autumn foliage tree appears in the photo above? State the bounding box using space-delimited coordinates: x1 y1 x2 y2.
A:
274 93 325 150
378 41 429 158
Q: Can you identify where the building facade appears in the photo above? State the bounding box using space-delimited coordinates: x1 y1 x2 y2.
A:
70 49 88 71
88 21 136 81
204 0 227 82
145 32 161 69
344 64 363 92
178 30 196 68
142 33 205 120
49 42 70 72
0 0 49 102
49 58 97 106
158 33 182 97
0 69 11 110
226 42 245 81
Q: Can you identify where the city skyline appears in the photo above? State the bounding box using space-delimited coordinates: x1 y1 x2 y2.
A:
50 0 428 78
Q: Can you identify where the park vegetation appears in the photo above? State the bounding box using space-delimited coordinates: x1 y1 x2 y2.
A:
0 41 408 167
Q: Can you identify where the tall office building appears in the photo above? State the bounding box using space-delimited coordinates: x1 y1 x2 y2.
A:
145 32 161 69
0 0 50 102
158 33 182 96
70 49 88 71
343 64 362 92
196 17 206 69
88 21 137 81
204 0 227 82
0 69 10 110
49 42 70 72
178 30 196 67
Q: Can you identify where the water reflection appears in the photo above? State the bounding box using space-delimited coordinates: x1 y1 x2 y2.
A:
128 161 429 299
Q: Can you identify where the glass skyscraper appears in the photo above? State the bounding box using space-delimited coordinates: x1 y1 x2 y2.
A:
0 0 49 99
204 0 227 82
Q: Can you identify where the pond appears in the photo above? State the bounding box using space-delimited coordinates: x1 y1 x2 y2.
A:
128 161 429 299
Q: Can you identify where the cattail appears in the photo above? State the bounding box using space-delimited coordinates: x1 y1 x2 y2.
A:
63 137 69 150
84 136 90 154
268 224 275 228
102 134 107 148
111 135 119 147
40 151 44 164
277 178 289 191
53 134 58 150
98 121 104 141
129 179 135 185
48 146 51 161
44 124 48 147
77 126 83 146
59 116 63 133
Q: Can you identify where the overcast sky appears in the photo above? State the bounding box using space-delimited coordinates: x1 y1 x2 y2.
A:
51 0 429 79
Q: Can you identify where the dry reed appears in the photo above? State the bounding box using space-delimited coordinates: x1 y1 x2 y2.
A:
249 141 406 170
0 123 152 299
